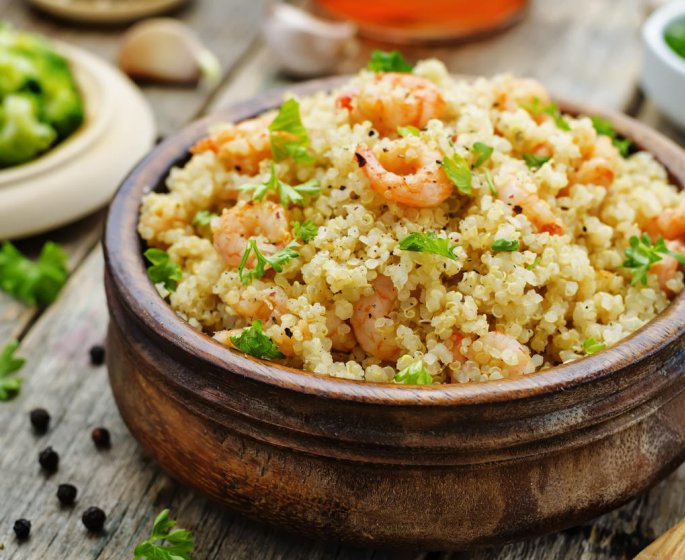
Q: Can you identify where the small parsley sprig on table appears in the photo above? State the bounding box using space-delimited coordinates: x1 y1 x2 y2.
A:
368 50 413 73
0 340 25 401
269 98 314 164
394 361 433 385
133 509 194 560
239 162 320 207
399 232 458 261
144 249 183 292
238 239 300 285
230 320 285 360
622 234 685 286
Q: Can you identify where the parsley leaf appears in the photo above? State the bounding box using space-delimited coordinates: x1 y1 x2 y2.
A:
665 19 685 60
0 341 25 401
397 125 421 137
399 232 458 261
230 320 285 360
239 163 320 207
133 509 194 560
292 220 319 242
583 337 606 355
472 142 493 168
520 98 570 131
192 210 215 228
394 361 433 385
622 234 685 286
269 98 314 163
590 116 634 158
526 256 542 270
238 239 300 285
492 239 519 252
484 169 497 196
368 50 413 73
0 241 68 306
441 153 472 195
523 153 551 169
144 248 182 291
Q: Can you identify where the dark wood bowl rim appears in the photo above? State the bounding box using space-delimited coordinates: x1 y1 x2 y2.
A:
104 75 685 407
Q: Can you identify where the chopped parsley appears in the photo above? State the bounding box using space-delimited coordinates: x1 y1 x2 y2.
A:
239 163 320 207
397 125 421 137
491 239 519 252
268 98 314 163
238 238 300 285
394 361 433 385
526 256 542 270
230 320 285 360
292 220 319 242
622 234 685 286
583 337 606 355
399 232 458 260
367 50 413 73
523 153 551 169
472 142 493 168
520 98 570 131
484 169 497 196
0 241 68 306
0 341 25 401
192 210 215 228
133 509 194 560
144 248 182 291
590 116 633 158
441 152 472 195
665 19 685 60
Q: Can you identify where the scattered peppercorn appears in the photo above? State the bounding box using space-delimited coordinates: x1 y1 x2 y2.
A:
91 427 111 449
13 519 31 540
57 483 77 506
81 507 106 532
89 345 105 366
38 446 59 473
29 408 50 434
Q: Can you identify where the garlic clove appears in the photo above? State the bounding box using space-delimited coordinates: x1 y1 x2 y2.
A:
118 18 221 85
262 3 357 78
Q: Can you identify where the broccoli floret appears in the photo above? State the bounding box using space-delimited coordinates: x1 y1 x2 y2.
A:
0 94 56 167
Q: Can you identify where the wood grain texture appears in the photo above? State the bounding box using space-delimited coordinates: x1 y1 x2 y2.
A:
636 513 685 559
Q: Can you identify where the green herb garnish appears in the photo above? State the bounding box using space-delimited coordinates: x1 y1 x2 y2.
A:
239 163 320 207
0 241 68 306
441 153 472 195
665 19 685 60
0 341 25 401
484 169 497 196
238 238 300 285
133 509 194 560
590 116 633 158
520 98 570 131
144 248 182 291
192 210 215 228
491 239 519 252
583 337 606 355
622 234 685 286
523 153 551 169
397 125 421 137
472 142 493 168
269 98 314 163
230 320 285 360
368 50 413 73
394 361 433 385
292 220 319 242
526 256 542 270
399 232 458 261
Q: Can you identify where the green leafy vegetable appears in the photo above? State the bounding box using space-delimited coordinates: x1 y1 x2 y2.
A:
523 153 551 169
144 248 182 291
192 210 215 228
394 361 433 385
472 142 493 168
441 153 472 195
520 98 570 131
399 232 458 261
239 163 320 207
622 234 685 286
526 256 542 270
292 220 319 242
268 98 314 163
583 337 605 355
397 125 421 137
0 241 68 306
491 239 519 252
238 239 300 285
484 169 497 196
590 116 633 158
665 18 685 60
0 341 25 401
367 50 413 73
133 509 194 560
230 320 285 360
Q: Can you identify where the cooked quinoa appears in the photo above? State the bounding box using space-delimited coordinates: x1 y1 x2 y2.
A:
138 59 685 384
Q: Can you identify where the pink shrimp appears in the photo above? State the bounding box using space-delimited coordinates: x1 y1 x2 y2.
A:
573 136 619 187
351 275 400 361
646 201 685 241
497 176 564 235
652 240 685 293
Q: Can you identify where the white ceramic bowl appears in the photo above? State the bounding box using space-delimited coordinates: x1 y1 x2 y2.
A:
643 1 685 130
0 43 156 240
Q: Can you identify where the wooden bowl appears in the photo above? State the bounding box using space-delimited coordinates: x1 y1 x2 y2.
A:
104 77 685 550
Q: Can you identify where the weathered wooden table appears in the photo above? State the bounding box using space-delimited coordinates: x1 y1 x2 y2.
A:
2 1 685 558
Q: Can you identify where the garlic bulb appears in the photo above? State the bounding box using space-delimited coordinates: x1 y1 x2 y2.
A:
118 18 221 85
262 3 357 78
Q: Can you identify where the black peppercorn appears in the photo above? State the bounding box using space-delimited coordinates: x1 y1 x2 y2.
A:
91 427 111 449
29 408 50 434
13 519 31 540
81 507 106 532
38 446 59 472
89 345 105 366
57 483 77 506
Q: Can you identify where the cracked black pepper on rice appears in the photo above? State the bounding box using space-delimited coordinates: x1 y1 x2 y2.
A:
137 57 685 385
